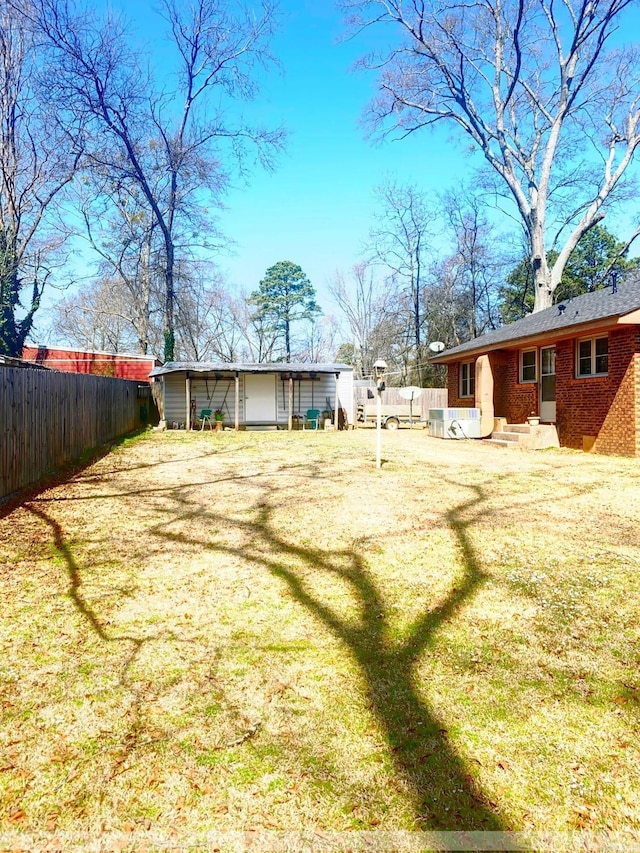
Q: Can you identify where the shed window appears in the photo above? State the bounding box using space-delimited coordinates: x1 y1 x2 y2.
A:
577 335 608 377
460 361 475 398
520 349 537 383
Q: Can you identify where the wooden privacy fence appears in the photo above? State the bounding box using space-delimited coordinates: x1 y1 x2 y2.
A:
1 367 143 500
354 385 448 419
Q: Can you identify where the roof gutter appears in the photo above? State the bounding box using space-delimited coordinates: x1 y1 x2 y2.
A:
431 313 630 364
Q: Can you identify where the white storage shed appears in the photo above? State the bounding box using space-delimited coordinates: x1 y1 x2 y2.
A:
150 362 354 431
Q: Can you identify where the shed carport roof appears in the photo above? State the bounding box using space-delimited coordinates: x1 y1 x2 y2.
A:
150 362 352 378
431 276 640 363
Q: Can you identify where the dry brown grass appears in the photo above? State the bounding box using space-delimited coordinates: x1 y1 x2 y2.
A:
0 428 638 847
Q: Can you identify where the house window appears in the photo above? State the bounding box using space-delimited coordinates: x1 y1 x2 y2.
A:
520 349 537 383
577 335 608 377
460 361 475 398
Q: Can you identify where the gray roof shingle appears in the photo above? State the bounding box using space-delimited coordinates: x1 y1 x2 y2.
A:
434 276 640 360
150 361 351 377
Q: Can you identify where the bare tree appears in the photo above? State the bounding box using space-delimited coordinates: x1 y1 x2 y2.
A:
74 175 165 355
440 187 504 338
294 314 340 363
343 0 640 312
173 264 234 362
212 290 262 362
330 262 399 378
425 257 474 349
368 180 433 356
28 0 284 360
221 288 281 363
0 0 81 356
51 277 143 352
367 180 435 382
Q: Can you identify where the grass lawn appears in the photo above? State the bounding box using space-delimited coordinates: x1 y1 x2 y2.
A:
0 428 638 847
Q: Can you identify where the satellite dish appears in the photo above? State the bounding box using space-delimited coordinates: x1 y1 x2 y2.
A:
398 385 422 428
428 341 445 353
398 386 423 401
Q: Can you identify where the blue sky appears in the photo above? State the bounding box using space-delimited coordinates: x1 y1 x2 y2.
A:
208 0 640 308
124 0 473 309
37 0 475 340
56 0 640 324
216 1 469 304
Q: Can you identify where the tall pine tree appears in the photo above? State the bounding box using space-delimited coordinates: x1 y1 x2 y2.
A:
250 261 321 362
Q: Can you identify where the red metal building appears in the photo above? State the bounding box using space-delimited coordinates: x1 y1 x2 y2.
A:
22 345 160 382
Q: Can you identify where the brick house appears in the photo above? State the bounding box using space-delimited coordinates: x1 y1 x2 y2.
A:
431 277 640 456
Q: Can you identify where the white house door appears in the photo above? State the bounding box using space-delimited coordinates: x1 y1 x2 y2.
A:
245 374 276 421
540 346 556 422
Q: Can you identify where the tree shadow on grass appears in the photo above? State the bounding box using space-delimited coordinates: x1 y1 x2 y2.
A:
20 502 282 793
19 450 510 830
25 504 177 686
0 432 245 519
155 480 508 831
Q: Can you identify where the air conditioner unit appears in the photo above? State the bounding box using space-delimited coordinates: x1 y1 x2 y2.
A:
428 408 481 439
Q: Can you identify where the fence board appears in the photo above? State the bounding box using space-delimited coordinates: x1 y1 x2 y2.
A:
0 368 142 500
354 385 447 419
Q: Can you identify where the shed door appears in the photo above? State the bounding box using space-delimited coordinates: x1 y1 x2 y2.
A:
540 346 556 422
245 374 276 421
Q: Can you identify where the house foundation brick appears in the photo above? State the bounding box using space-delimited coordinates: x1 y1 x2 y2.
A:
555 329 639 456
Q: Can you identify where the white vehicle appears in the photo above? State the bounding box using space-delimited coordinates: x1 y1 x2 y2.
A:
356 402 421 430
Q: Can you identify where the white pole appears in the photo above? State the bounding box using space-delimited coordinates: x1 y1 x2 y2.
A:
376 387 382 469
373 359 387 470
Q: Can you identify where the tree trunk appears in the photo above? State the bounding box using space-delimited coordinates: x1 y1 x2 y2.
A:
138 229 152 355
163 242 176 362
531 214 554 313
532 261 554 312
414 285 420 348
0 240 32 357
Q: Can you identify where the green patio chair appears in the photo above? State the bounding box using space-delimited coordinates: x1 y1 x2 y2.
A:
305 409 320 430
199 408 214 430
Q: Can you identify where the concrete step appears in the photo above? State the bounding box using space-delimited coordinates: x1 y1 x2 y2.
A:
484 438 512 448
487 422 560 450
492 431 522 442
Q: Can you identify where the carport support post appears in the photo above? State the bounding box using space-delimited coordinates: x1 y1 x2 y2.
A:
234 372 239 431
334 373 340 430
288 375 293 430
185 371 191 431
